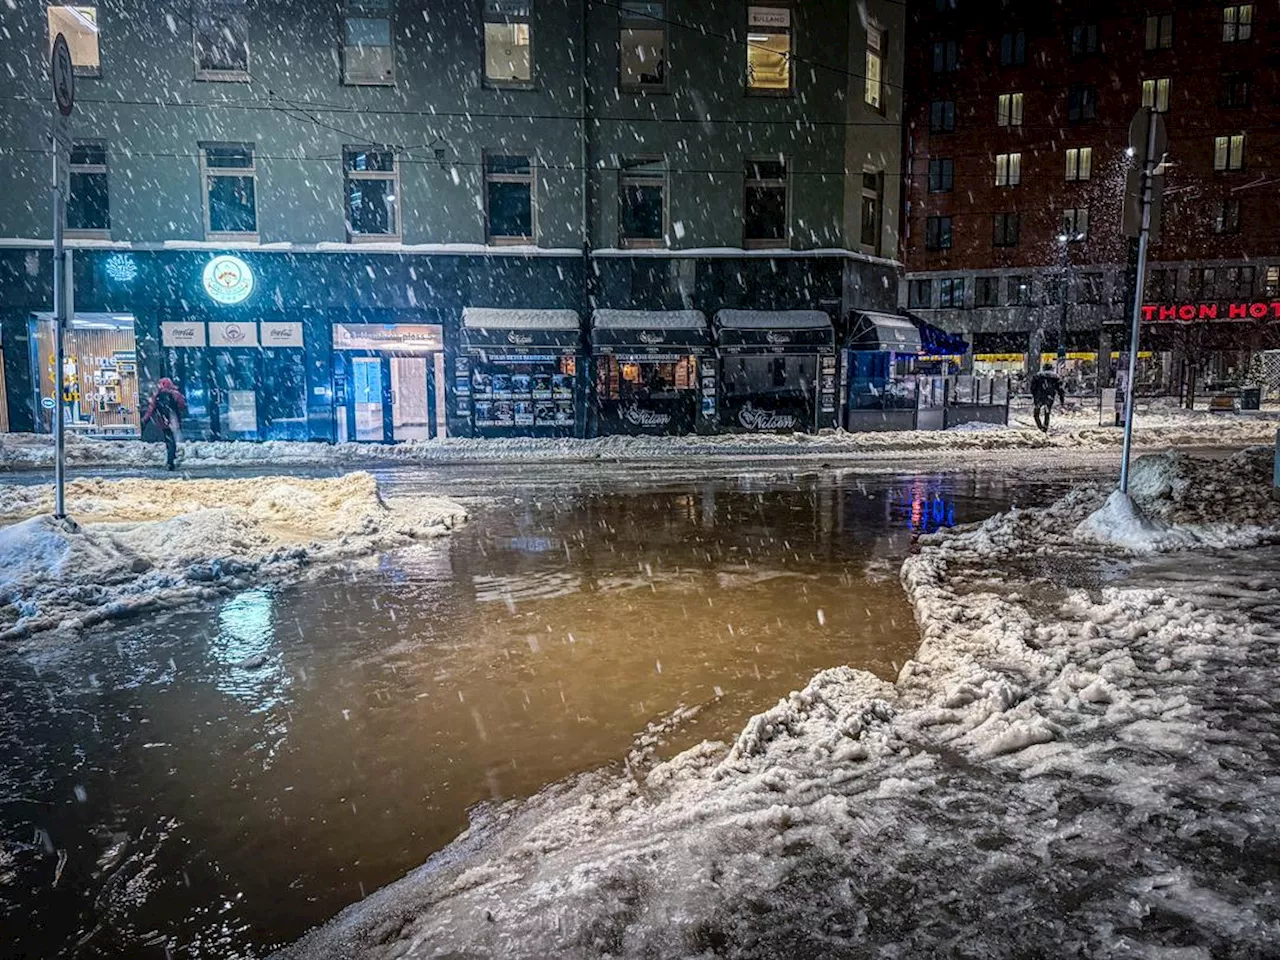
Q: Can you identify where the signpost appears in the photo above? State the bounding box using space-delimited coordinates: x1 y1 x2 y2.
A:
1118 107 1167 495
51 33 74 519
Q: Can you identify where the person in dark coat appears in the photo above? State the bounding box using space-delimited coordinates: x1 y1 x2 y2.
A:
1029 363 1066 433
141 378 188 470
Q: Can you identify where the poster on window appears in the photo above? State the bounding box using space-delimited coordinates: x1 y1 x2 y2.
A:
161 322 206 347
554 401 575 426
534 400 557 425
209 321 259 348
552 373 573 400
492 375 513 400
493 401 514 425
532 373 553 400
473 400 495 426
227 390 258 432
513 400 535 426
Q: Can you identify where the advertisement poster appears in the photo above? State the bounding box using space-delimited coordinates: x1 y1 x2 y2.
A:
473 400 495 426
554 402 575 425
493 375 513 400
552 373 574 400
532 373 553 400
514 400 535 426
534 400 557 424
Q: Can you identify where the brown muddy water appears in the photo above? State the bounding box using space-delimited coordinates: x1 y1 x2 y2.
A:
0 464 1076 958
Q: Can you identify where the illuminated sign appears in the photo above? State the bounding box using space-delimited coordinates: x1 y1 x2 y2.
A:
1142 301 1280 322
104 253 138 283
202 255 255 305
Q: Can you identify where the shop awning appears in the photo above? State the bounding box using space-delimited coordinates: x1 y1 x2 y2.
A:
462 307 582 350
903 312 967 356
847 312 923 353
713 310 834 350
590 310 710 351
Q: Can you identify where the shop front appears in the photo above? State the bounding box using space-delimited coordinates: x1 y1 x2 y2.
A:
33 312 140 436
331 322 445 443
714 310 838 433
589 310 709 436
460 308 584 438
844 311 922 432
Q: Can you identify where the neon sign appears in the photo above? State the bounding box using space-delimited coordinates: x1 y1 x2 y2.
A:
202 255 255 305
1142 301 1280 322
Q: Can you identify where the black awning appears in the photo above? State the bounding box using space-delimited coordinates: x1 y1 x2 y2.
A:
713 310 835 351
462 307 582 350
848 312 924 353
590 309 710 351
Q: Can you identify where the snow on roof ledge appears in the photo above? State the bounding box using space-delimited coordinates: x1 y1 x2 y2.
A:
462 308 580 330
591 310 707 330
715 310 833 330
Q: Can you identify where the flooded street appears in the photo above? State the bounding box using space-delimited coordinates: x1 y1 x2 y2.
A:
0 464 1077 958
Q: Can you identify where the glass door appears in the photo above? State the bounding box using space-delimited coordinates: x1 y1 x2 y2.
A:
163 348 213 440
211 352 261 440
351 356 386 442
390 356 433 441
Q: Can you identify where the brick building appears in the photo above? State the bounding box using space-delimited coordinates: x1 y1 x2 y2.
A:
899 0 1280 394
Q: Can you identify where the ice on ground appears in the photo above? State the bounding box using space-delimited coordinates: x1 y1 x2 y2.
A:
273 448 1280 959
0 473 466 640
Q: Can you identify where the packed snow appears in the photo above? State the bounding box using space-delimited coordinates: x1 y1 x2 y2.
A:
0 473 466 640
274 448 1280 959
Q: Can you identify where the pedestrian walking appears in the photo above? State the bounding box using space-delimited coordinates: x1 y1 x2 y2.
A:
141 377 188 470
1029 363 1066 433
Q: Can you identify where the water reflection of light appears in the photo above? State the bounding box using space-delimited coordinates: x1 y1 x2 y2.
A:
894 480 957 535
210 590 289 709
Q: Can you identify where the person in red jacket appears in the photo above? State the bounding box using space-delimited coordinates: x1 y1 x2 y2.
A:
141 377 188 471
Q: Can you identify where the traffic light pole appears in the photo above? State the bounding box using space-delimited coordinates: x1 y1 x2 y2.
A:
1119 108 1161 495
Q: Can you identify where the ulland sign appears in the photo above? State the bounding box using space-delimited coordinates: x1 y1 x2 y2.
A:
1142 302 1280 322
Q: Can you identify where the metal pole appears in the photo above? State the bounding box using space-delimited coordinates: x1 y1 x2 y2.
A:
1119 108 1160 494
52 142 67 519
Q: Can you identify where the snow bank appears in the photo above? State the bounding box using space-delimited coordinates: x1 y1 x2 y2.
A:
273 449 1280 959
0 412 1276 473
0 473 466 640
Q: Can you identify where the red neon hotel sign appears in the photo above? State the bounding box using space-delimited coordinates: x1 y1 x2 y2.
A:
1142 302 1280 322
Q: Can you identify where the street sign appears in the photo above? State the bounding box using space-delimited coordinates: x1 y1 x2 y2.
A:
1128 109 1167 160
1122 168 1163 242
51 34 75 116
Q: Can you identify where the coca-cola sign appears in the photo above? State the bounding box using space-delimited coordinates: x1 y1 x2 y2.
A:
765 331 793 345
737 403 799 431
623 404 672 427
507 331 534 345
638 330 666 344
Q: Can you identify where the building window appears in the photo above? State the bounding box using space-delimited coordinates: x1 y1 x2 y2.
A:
1141 77 1171 113
744 158 788 247
1213 198 1241 234
1213 134 1245 171
344 147 399 239
992 212 1019 247
908 279 932 309
194 0 249 80
1145 13 1173 50
929 100 955 132
860 172 882 253
1060 207 1089 240
1069 23 1098 57
935 0 957 10
66 141 108 236
975 276 999 307
1079 273 1103 303
1065 147 1092 181
1223 4 1253 41
1265 266 1280 297
999 31 1025 66
1188 267 1215 301
928 158 954 193
996 92 1023 126
865 25 884 110
619 156 666 248
925 216 952 251
939 277 965 308
1068 85 1097 122
484 0 533 86
746 6 792 93
201 143 257 238
47 5 100 77
931 39 958 72
619 1 666 90
1148 267 1175 300
1007 275 1030 305
1223 71 1250 108
343 0 394 85
994 152 1021 187
485 153 535 244
1046 277 1066 306
1228 265 1255 298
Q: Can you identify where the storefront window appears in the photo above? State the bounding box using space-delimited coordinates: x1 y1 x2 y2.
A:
472 356 575 431
33 314 138 435
261 348 308 440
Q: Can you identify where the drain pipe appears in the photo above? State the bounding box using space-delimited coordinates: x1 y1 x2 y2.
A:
579 0 592 439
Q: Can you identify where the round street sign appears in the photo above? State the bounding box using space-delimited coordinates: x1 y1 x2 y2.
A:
51 33 75 116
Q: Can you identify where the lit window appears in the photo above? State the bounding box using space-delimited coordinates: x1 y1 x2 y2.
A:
484 0 532 86
1061 207 1089 240
619 1 666 90
996 92 1023 126
343 0 393 85
1144 13 1173 50
619 157 666 248
47 5 99 77
1264 266 1279 297
992 212 1019 247
1213 198 1241 234
1065 147 1092 181
1223 4 1253 42
1213 133 1245 171
928 158 954 193
925 216 952 250
744 158 788 247
929 100 955 132
194 0 249 80
865 25 884 110
202 143 257 238
67 141 109 236
1141 77 1170 112
485 154 535 244
344 147 399 239
746 6 792 92
995 152 1021 187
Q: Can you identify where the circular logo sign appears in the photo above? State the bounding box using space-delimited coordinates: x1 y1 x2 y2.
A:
51 34 75 117
41 396 56 410
202 255 255 305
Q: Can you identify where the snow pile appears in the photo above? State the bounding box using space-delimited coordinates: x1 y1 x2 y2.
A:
274 450 1280 959
0 473 466 640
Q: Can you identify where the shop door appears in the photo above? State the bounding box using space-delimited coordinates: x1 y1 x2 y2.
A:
210 352 262 440
390 356 434 441
163 348 214 440
351 356 388 442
